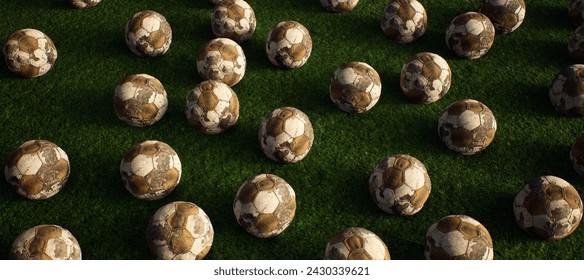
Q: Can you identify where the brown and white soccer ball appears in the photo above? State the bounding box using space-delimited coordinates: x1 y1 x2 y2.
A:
11 225 81 260
380 0 427 44
445 12 495 59
369 154 431 216
258 107 314 163
233 174 296 238
211 0 256 43
120 140 181 200
438 99 497 155
197 38 246 87
425 215 493 260
400 52 451 104
320 0 360 13
513 176 583 240
114 73 168 127
324 227 390 260
479 0 526 34
265 21 313 69
330 62 382 113
147 201 214 260
549 64 584 116
3 28 57 78
69 0 101 8
125 10 172 57
185 80 239 134
570 0 584 26
570 135 584 178
5 140 70 200
569 26 584 60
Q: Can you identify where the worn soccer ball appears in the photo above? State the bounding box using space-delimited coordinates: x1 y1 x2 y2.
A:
380 0 427 44
125 10 172 57
147 201 214 260
258 107 314 163
569 26 584 60
329 62 381 113
570 135 584 178
479 0 526 34
369 154 431 216
233 174 296 238
5 140 70 200
320 0 360 13
70 0 101 8
185 80 239 134
549 64 584 116
211 0 256 43
265 21 312 69
324 227 390 260
425 215 493 260
120 140 181 200
514 176 583 240
445 12 495 59
114 73 168 127
570 0 584 26
197 38 246 87
400 52 451 104
3 28 57 78
10 225 81 260
438 99 497 155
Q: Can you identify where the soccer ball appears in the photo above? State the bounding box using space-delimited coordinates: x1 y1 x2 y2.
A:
438 99 497 155
125 10 172 57
380 0 427 44
479 0 526 34
549 64 584 116
514 175 583 240
320 0 360 13
70 0 101 8
570 135 584 178
5 140 70 200
147 201 214 259
569 26 584 60
368 154 431 216
211 0 256 43
445 12 495 59
10 225 81 260
120 140 181 200
233 174 296 238
425 215 493 260
197 38 246 87
258 107 314 163
324 227 390 260
185 80 239 134
570 0 584 26
3 28 57 78
400 52 451 104
265 21 313 69
114 73 168 127
329 61 382 113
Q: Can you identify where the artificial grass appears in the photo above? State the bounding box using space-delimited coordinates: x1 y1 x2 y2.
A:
0 0 583 259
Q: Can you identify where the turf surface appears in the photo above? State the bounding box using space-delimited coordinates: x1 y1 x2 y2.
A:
0 0 583 260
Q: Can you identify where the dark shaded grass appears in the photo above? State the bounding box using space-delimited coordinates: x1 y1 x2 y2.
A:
1 0 584 260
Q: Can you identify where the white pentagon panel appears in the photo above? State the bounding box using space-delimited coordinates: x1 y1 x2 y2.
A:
403 167 425 189
130 154 154 177
466 19 485 35
16 154 43 175
440 231 469 256
337 68 358 85
283 117 306 137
